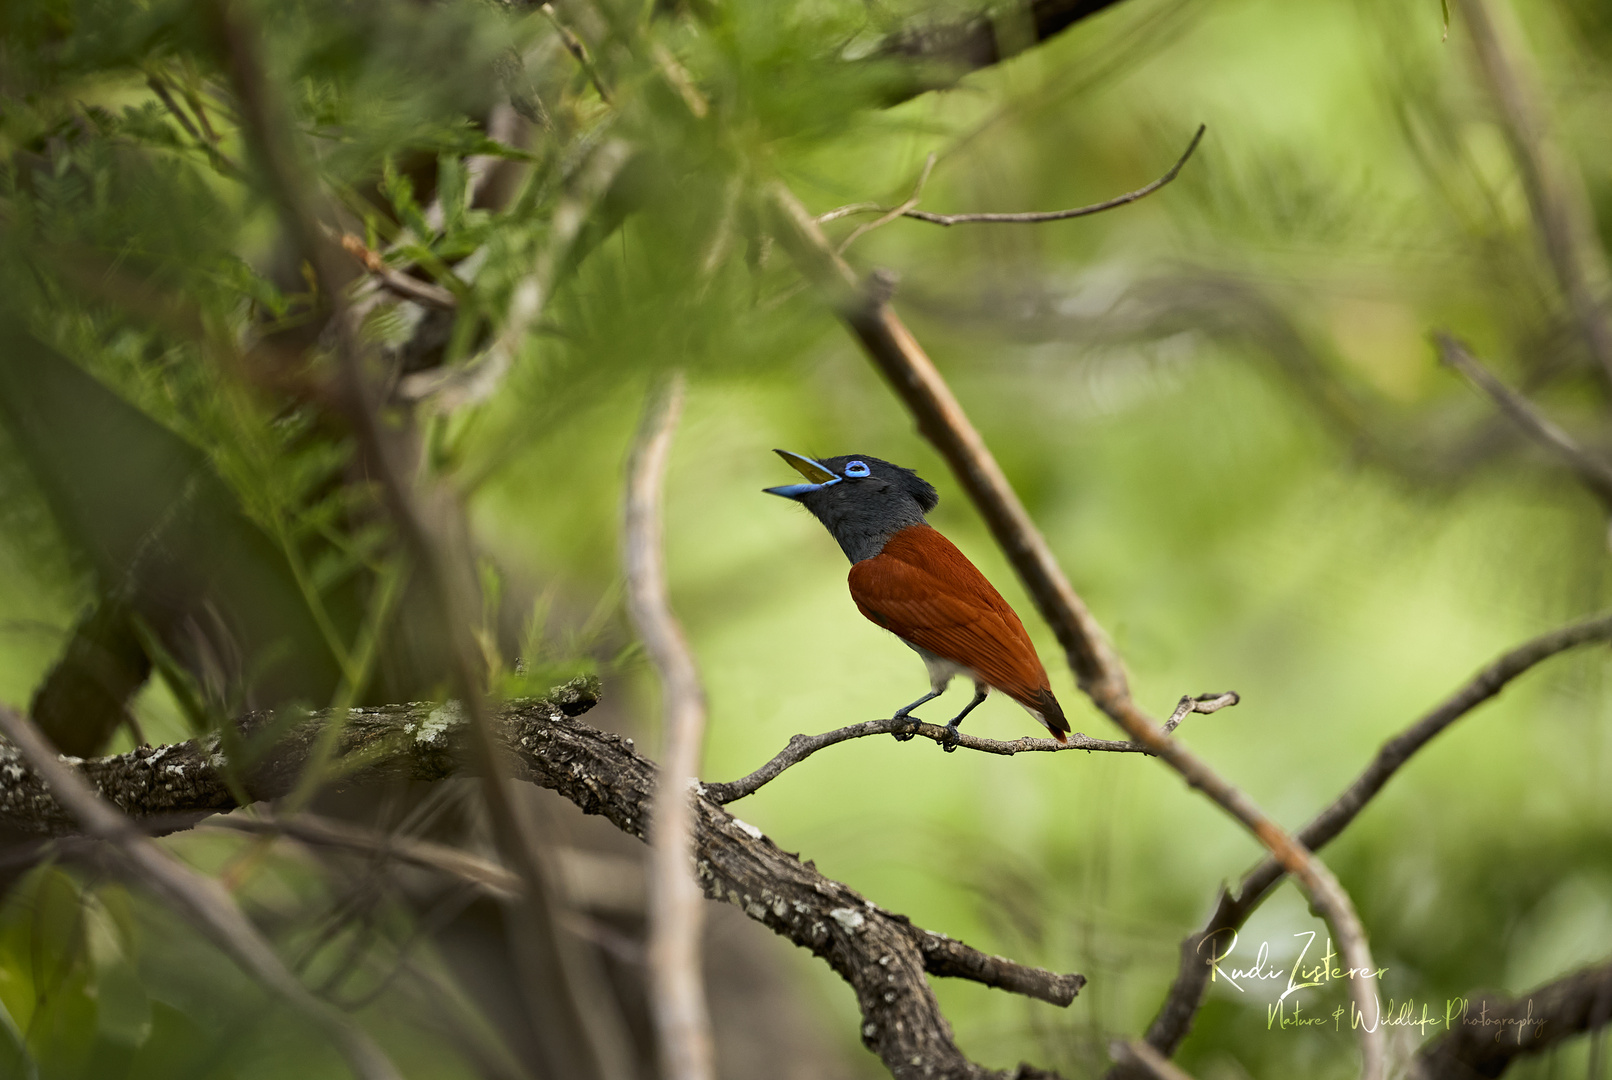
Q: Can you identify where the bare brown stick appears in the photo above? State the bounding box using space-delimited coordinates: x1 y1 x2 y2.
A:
0 705 403 1080
768 180 1385 1080
704 692 1240 806
1125 609 1612 1073
623 373 715 1080
1459 0 1612 387
1410 955 1612 1080
0 688 1086 1079
818 125 1204 232
338 233 459 311
1436 333 1612 507
214 7 633 1078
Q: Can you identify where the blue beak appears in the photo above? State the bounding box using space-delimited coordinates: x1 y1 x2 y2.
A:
764 449 842 500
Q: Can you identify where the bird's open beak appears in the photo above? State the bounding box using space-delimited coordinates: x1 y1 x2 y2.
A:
763 449 842 500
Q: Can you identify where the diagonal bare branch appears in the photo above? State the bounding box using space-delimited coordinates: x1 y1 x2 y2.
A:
768 179 1385 1080
624 372 715 1080
0 704 403 1080
1126 608 1612 1073
1437 333 1612 508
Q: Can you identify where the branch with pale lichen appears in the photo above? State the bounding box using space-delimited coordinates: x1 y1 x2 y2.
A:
0 682 1085 1080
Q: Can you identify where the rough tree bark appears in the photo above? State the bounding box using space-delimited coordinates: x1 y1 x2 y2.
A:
0 680 1085 1080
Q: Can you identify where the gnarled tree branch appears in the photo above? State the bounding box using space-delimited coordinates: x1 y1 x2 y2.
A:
0 683 1085 1080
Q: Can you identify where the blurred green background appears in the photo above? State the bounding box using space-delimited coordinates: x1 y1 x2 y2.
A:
1 0 1610 1076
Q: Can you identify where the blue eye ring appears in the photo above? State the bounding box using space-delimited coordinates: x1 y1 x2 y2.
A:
843 460 870 478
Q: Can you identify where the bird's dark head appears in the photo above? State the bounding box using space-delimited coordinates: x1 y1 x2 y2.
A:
764 449 938 563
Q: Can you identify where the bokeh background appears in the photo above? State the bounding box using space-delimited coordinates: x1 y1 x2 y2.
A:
1 0 1610 1077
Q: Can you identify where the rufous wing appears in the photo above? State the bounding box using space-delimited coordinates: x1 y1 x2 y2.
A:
848 525 1069 739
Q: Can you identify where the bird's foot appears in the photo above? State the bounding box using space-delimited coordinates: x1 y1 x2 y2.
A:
941 723 961 753
890 713 918 741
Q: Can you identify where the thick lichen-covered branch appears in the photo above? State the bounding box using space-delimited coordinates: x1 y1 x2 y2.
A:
0 681 1083 1080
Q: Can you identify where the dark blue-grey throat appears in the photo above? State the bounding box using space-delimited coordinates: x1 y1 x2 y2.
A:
764 449 938 563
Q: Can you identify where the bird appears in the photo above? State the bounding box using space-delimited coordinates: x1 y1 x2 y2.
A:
764 449 1069 751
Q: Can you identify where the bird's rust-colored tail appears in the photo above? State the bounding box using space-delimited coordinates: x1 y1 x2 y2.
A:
1022 687 1070 743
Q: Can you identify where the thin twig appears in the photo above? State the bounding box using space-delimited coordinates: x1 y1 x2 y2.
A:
704 693 1240 806
541 4 613 105
1125 609 1612 1072
818 125 1204 233
1436 333 1612 507
769 180 1385 1080
623 372 715 1080
337 233 459 311
1458 0 1612 387
0 705 403 1080
835 153 937 256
